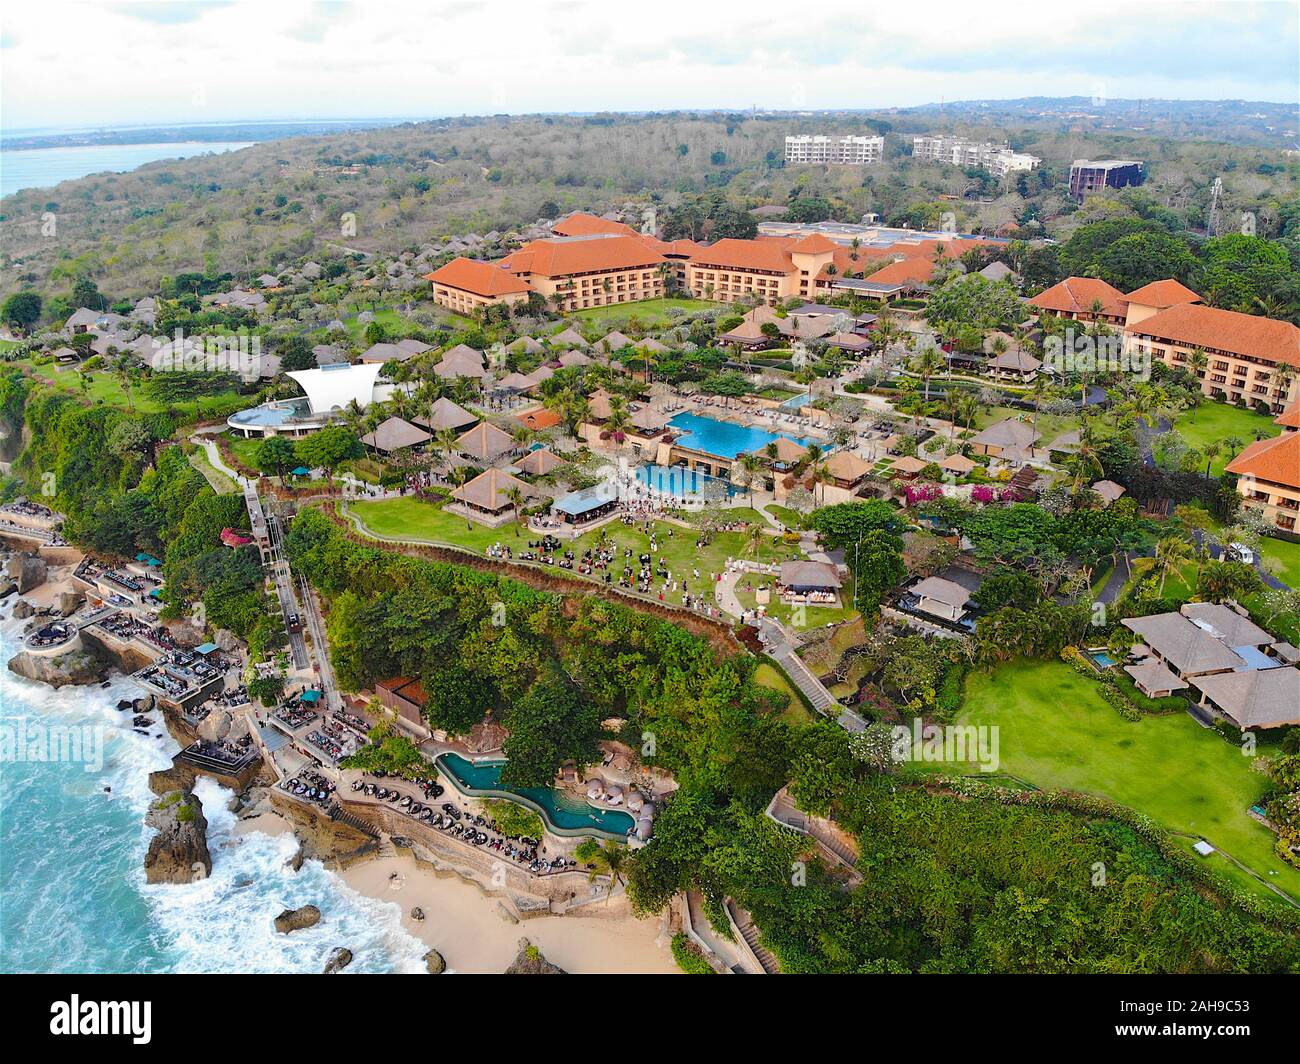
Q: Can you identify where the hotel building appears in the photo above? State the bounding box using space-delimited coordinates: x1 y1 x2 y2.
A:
1225 403 1300 533
1068 159 1145 202
911 136 1040 177
784 134 884 165
1032 276 1300 413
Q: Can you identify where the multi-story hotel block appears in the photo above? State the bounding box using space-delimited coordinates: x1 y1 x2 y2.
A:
784 134 884 165
1068 159 1145 202
1032 276 1300 414
911 136 1041 177
426 213 997 312
1226 403 1300 533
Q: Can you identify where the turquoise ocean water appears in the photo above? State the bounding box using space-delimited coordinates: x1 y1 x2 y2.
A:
0 621 426 973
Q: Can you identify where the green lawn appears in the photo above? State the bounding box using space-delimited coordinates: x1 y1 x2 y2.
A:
188 447 238 494
1259 536 1300 589
753 662 815 726
1173 402 1279 475
346 496 807 603
17 358 243 416
957 660 1300 907
972 404 1079 443
570 297 724 329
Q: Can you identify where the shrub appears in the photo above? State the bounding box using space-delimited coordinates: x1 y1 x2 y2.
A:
672 933 715 974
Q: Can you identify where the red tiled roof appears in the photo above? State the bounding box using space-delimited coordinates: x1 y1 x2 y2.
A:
862 257 936 286
790 233 840 254
1126 303 1300 367
551 213 638 237
1031 277 1127 317
501 235 665 278
425 258 532 296
1124 279 1202 308
688 238 795 274
1225 431 1299 488
1275 402 1300 430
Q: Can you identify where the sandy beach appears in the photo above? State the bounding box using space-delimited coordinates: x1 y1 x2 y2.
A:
238 813 678 974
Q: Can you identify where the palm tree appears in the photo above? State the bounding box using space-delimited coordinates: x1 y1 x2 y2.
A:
506 486 525 537
1202 439 1223 479
911 346 944 405
809 462 835 506
737 453 762 502
1154 535 1194 597
575 839 628 903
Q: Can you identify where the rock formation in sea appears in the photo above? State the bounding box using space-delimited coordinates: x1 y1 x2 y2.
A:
7 552 47 594
322 946 353 974
144 789 212 885
274 904 322 933
423 948 446 974
504 937 566 974
7 647 104 687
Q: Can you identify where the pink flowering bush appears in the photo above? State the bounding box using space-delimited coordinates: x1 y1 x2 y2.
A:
904 482 943 506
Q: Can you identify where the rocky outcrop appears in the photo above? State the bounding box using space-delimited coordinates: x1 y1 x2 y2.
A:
274 904 321 933
148 762 198 796
504 937 566 975
213 628 241 653
7 648 103 687
323 947 353 974
8 553 47 594
144 790 211 885
423 948 446 975
11 598 34 619
57 589 84 616
197 708 231 742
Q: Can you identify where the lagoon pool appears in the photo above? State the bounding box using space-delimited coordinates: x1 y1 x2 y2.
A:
668 411 821 460
635 464 743 498
435 753 635 839
228 397 312 428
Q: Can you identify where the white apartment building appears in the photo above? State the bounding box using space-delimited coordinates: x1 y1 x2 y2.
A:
785 134 884 165
912 136 1040 177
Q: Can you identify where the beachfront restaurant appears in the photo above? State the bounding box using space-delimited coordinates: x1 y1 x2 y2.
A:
551 485 620 527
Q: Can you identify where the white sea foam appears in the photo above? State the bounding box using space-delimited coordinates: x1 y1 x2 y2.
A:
0 619 427 973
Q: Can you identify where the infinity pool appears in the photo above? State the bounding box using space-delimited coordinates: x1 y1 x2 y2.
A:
435 753 635 839
668 411 821 460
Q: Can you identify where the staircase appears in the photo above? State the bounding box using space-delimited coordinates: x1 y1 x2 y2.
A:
734 913 780 975
328 804 380 839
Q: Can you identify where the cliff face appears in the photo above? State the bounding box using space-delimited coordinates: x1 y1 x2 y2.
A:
504 937 566 974
7 648 103 687
144 789 212 885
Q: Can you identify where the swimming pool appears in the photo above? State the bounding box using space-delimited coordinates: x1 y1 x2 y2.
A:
780 393 815 410
635 464 743 498
435 753 635 839
1089 651 1118 669
668 411 821 460
228 397 314 428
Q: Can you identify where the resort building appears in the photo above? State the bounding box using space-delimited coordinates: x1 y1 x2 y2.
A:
1123 302 1300 412
425 258 532 315
969 418 1043 461
1030 277 1129 325
430 214 998 312
1121 603 1299 727
1068 159 1145 202
449 468 537 526
777 560 843 605
375 677 432 738
359 338 432 363
360 416 431 455
911 136 1040 176
496 234 667 312
227 362 387 438
908 576 973 624
414 396 479 433
784 134 884 165
1225 403 1300 532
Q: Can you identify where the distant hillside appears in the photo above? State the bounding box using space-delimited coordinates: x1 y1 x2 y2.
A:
1 109 1296 302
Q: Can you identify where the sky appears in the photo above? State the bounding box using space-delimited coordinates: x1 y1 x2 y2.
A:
1 0 1297 130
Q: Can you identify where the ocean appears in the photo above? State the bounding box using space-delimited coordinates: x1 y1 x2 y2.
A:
0 620 427 973
0 142 255 199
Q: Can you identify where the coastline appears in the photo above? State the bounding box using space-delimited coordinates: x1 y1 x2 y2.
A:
236 810 678 974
